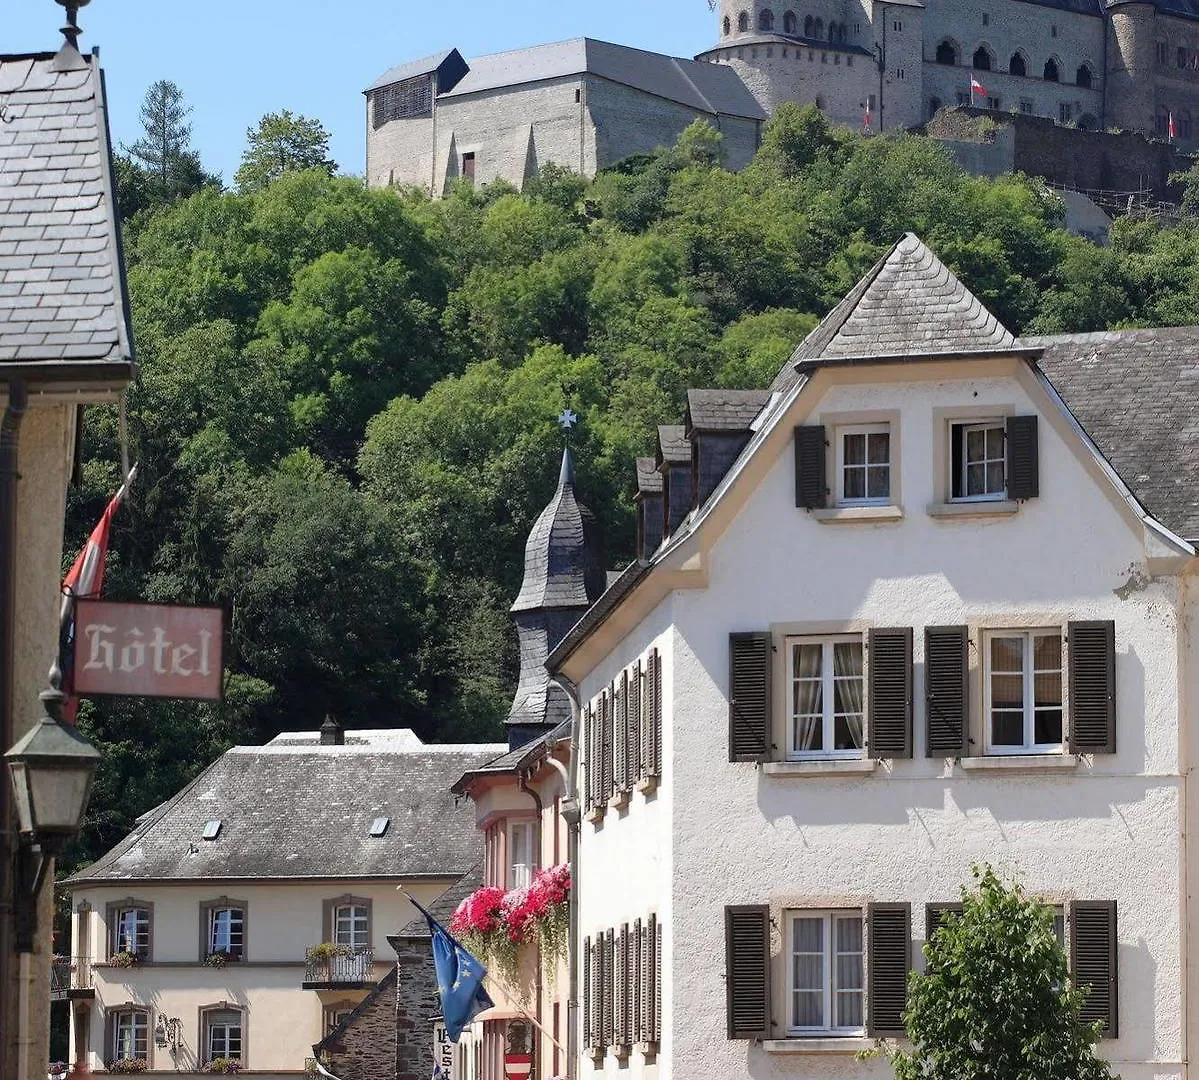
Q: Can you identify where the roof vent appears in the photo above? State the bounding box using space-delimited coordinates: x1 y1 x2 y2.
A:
201 820 222 841
320 714 344 746
369 816 389 837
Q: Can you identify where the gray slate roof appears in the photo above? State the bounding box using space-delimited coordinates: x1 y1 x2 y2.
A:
1027 327 1199 540
636 457 663 496
657 424 691 465
440 38 767 120
365 48 468 93
0 48 133 367
686 388 771 432
66 731 505 885
789 233 1016 367
510 447 606 612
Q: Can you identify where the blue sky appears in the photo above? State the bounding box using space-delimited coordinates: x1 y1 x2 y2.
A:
7 0 720 183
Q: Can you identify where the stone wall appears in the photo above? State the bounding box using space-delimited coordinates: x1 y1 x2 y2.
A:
393 935 441 1080
316 969 398 1080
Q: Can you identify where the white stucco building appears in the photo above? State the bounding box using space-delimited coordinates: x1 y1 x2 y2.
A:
549 234 1199 1079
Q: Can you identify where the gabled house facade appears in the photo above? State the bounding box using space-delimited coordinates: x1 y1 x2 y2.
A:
550 233 1199 1079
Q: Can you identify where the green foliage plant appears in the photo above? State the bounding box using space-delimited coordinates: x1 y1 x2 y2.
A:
887 865 1113 1080
235 111 337 193
105 1060 149 1074
307 942 352 963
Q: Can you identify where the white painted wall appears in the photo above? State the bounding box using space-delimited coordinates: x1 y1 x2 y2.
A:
573 363 1191 1080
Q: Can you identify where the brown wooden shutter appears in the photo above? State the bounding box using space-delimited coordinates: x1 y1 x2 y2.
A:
621 924 633 1045
867 903 910 1037
582 934 592 1049
729 632 772 762
602 687 614 801
583 706 594 813
924 902 964 943
633 919 643 1043
795 424 827 509
1006 414 1039 500
649 649 663 777
590 937 603 1049
602 929 615 1048
1071 900 1118 1036
629 662 643 781
614 677 628 791
1069 621 1116 753
653 917 663 1042
925 626 969 757
868 628 913 759
724 905 771 1039
639 917 651 1044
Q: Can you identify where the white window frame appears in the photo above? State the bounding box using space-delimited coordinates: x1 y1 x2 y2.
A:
204 1010 243 1063
983 628 1064 755
835 423 891 506
114 907 149 956
950 419 1006 502
112 1009 149 1061
508 820 535 890
333 904 370 949
785 635 865 761
786 910 865 1036
208 907 244 956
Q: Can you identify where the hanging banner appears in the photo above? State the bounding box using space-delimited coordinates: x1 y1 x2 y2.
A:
71 600 224 700
432 1021 456 1076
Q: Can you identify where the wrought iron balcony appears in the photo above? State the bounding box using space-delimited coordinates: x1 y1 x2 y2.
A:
302 945 375 989
50 956 94 1001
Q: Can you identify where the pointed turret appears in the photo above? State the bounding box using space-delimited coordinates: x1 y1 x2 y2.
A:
506 446 605 750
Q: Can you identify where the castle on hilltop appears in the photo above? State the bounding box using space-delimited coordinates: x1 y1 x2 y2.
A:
365 0 1199 194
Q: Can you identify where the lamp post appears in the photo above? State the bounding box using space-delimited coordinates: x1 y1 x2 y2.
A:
5 686 101 952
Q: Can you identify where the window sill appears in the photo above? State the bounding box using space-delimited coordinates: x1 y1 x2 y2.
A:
610 789 630 811
812 505 903 524
762 759 877 777
635 775 660 795
960 754 1077 772
763 1037 874 1053
584 806 606 824
927 500 1018 519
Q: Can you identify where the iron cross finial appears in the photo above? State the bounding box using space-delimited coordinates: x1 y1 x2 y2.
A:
557 408 579 431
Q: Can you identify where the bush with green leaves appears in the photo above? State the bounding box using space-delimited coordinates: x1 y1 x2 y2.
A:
889 865 1114 1080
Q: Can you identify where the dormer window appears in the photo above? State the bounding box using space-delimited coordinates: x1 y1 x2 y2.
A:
950 420 1005 500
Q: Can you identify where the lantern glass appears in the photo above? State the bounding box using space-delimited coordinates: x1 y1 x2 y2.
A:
25 758 94 833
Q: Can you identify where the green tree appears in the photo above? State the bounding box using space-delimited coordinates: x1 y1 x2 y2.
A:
125 80 217 201
235 110 337 193
891 865 1113 1080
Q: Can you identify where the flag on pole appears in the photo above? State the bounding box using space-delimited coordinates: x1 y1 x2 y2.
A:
862 102 872 133
970 75 986 102
1169 111 1177 141
404 894 494 1043
58 466 136 722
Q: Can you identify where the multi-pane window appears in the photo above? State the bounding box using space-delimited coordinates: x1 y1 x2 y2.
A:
208 907 244 958
985 630 1063 753
787 637 864 759
325 1006 353 1034
1059 102 1072 124
112 1009 148 1061
114 907 149 957
788 912 864 1034
508 821 534 889
334 904 370 949
205 1010 243 1063
836 424 890 504
951 420 1005 500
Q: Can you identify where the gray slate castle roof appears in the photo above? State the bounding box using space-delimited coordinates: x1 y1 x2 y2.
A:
368 38 767 122
66 730 505 885
0 45 134 375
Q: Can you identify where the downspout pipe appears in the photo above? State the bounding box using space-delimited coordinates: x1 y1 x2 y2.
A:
549 672 582 1080
0 379 28 1080
517 774 545 1063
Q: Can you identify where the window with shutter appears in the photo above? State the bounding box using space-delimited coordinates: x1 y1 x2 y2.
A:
923 902 964 944
654 917 663 1043
633 919 644 1044
614 677 628 796
629 662 643 782
1068 621 1116 753
786 635 864 758
867 628 913 758
866 903 910 1037
1071 901 1118 1036
582 935 592 1050
786 911 864 1034
601 688 614 804
795 425 827 509
925 626 968 757
729 632 772 762
984 628 1063 753
603 929 615 1048
648 649 663 778
725 905 772 1039
1006 414 1039 500
589 937 603 1050
617 925 631 1048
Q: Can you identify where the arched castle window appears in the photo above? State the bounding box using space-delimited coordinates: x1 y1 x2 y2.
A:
1009 52 1027 76
1043 57 1059 81
759 8 775 31
804 14 813 35
935 40 959 65
738 10 749 31
1155 108 1170 136
1075 63 1093 88
784 10 797 33
836 23 848 42
828 21 839 41
973 45 993 70
814 17 824 39
723 14 731 35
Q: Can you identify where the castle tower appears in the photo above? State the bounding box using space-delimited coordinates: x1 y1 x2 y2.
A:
717 0 785 40
1105 0 1157 134
506 446 606 752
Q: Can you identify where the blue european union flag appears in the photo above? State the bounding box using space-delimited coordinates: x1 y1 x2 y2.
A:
406 895 495 1043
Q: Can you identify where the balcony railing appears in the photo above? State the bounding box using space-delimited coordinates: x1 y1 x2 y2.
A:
50 956 94 1001
302 946 375 989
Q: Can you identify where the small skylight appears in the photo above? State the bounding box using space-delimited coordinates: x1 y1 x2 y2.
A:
201 820 222 841
369 816 390 837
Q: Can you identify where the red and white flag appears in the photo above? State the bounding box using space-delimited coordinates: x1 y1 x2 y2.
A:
970 76 986 99
862 102 873 133
1169 111 1177 140
59 465 136 721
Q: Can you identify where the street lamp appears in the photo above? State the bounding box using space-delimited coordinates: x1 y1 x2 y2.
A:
4 686 101 951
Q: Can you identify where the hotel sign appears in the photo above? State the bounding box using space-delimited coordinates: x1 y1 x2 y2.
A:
72 600 224 700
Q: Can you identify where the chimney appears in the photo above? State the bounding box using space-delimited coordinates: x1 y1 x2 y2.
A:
320 714 344 746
